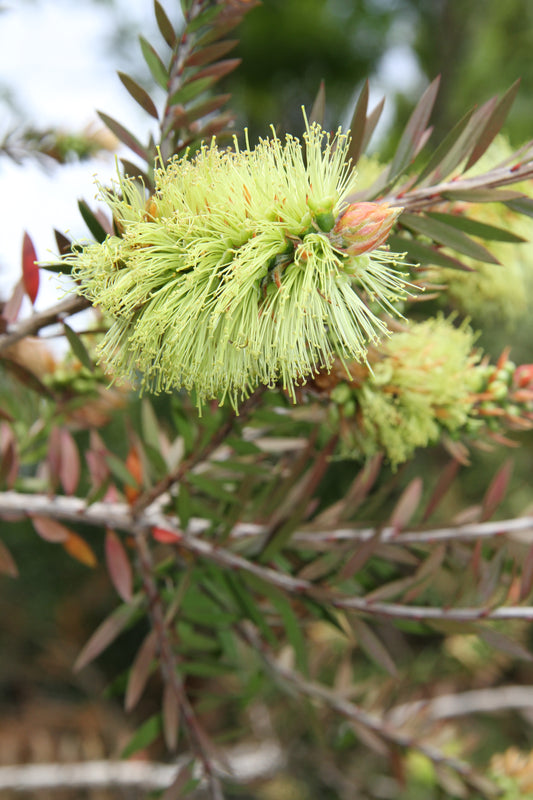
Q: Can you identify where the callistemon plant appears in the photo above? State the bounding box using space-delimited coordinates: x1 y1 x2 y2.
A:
71 120 407 406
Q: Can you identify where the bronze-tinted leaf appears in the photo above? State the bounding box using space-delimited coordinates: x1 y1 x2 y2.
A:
75 603 139 671
350 616 397 676
422 458 461 522
0 422 18 489
346 80 369 166
21 231 39 304
32 515 71 543
2 278 25 325
162 681 181 751
193 57 241 82
185 38 238 68
154 0 177 48
360 95 385 155
118 71 159 119
125 629 158 710
388 76 440 181
105 529 133 603
97 112 148 161
0 539 18 578
414 108 475 186
54 229 73 256
139 36 168 90
481 459 513 521
58 427 81 496
464 79 521 172
309 80 326 126
63 531 97 568
389 477 423 532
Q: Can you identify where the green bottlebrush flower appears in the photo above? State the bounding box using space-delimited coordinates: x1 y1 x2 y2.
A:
70 119 409 407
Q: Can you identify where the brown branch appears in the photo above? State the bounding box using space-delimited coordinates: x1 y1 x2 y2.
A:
0 295 90 352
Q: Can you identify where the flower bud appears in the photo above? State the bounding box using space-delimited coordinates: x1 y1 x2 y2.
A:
334 202 402 256
514 364 533 388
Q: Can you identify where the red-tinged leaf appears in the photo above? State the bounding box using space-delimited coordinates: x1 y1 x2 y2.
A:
125 630 158 711
31 515 70 543
172 93 231 128
388 233 474 272
54 228 72 256
152 526 182 544
97 111 148 161
193 57 241 82
464 79 521 172
346 80 369 166
118 72 159 119
415 108 476 186
185 38 238 68
400 212 500 264
413 125 433 159
75 603 139 671
520 543 533 601
0 539 18 578
105 529 133 603
120 159 151 187
341 453 384 520
21 231 39 304
139 36 168 90
481 459 513 521
0 423 18 489
422 458 461 522
388 76 440 181
2 278 25 324
389 477 423 532
340 533 381 580
154 0 177 48
350 616 397 676
309 80 326 126
361 96 385 155
62 531 97 568
402 544 445 602
58 427 81 496
86 432 110 488
162 682 180 751
124 446 144 504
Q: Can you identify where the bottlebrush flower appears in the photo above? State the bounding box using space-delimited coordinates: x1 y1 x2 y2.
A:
70 119 409 406
332 202 402 256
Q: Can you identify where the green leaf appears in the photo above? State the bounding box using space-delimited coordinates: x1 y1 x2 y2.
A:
387 233 473 271
1 358 55 399
168 76 216 107
266 585 308 674
177 483 191 529
97 111 148 161
425 211 526 243
154 0 177 48
464 79 521 172
225 573 277 646
186 4 221 34
141 398 161 453
187 473 240 505
118 71 159 119
506 196 533 218
400 212 500 264
388 76 440 182
63 323 94 371
414 107 475 186
122 714 162 758
441 187 523 203
106 453 141 488
78 200 108 243
139 35 168 90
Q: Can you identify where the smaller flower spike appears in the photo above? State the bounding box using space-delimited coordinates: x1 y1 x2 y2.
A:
333 202 402 256
70 118 409 407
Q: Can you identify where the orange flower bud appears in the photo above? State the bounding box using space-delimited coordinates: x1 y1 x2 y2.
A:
334 202 402 256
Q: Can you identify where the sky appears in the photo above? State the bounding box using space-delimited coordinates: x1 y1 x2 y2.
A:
0 0 422 315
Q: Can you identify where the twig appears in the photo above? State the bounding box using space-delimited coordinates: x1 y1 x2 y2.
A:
0 295 90 352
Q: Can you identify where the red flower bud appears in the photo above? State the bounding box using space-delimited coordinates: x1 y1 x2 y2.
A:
334 202 402 256
514 364 533 388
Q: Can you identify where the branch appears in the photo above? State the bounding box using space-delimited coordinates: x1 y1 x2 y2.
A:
0 295 90 352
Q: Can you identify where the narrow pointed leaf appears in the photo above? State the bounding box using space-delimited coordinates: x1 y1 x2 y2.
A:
120 159 151 187
118 72 159 119
426 211 526 243
346 80 369 166
185 39 238 68
54 229 73 256
173 93 231 127
388 76 440 181
423 458 461 522
389 477 423 532
125 630 158 710
168 76 215 106
400 212 500 264
309 80 326 126
97 112 148 161
350 617 397 675
58 427 81 496
388 233 474 271
75 603 139 671
63 322 94 371
442 187 523 203
63 532 97 568
154 0 177 48
186 4 221 34
21 231 39 304
481 459 513 521
163 682 181 751
2 279 25 324
105 529 134 603
121 714 162 759
32 516 70 543
361 95 385 154
78 200 108 243
0 539 18 577
464 79 521 172
139 36 168 89
506 196 533 218
2 358 54 398
193 58 241 82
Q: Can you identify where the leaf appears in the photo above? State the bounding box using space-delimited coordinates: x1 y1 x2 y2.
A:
105 529 133 603
506 196 533 218
400 212 500 264
481 458 513 521
124 445 144 503
139 35 169 89
58 427 81 496
1 357 55 398
185 39 238 68
161 763 195 800
106 452 141 492
0 423 18 489
389 477 423 532
163 682 181 751
422 458 461 522
187 473 240 505
63 322 94 372
154 0 177 48
346 80 369 166
21 231 39 304
118 71 159 119
414 107 476 186
464 79 521 172
172 93 231 128
388 76 440 181
168 76 216 107
75 602 139 671
521 543 533 601
97 111 148 161
389 233 469 271
2 279 25 325
32 516 71 543
78 200 108 243
125 630 158 711
309 80 326 126
54 229 73 257
0 539 18 578
442 187 524 203
361 96 385 155
141 398 162 453
350 617 397 676
425 211 526 243
121 713 162 759
477 626 533 662
62 531 97 568
186 3 221 33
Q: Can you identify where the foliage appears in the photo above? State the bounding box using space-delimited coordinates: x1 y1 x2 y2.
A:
3 2 533 799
